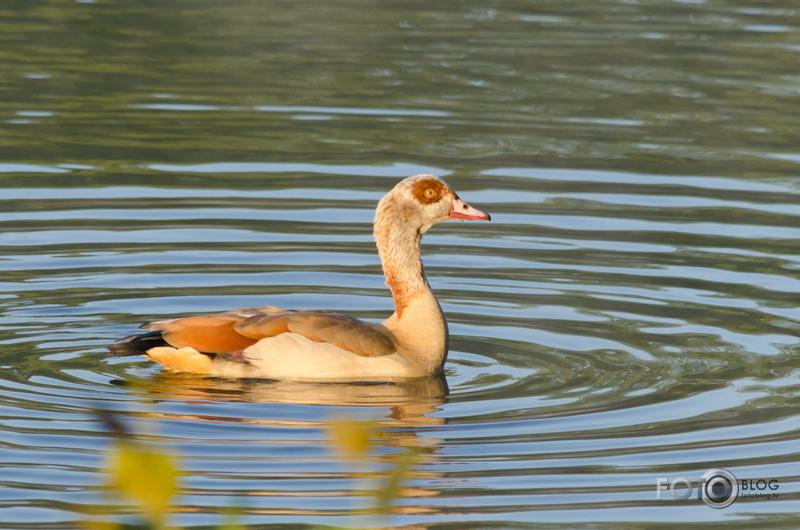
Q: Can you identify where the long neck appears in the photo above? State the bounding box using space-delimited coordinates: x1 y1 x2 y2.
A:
376 222 426 316
374 201 449 374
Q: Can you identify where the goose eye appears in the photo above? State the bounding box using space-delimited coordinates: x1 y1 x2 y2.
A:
411 178 447 204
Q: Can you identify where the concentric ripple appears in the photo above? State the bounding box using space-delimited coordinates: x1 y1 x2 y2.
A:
1 1 800 528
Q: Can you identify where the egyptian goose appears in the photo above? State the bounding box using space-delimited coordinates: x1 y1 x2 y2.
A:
110 174 490 381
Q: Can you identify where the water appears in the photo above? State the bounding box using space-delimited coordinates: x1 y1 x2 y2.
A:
1 1 799 528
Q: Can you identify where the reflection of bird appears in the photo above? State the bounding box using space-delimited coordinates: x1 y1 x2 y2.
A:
110 174 490 380
124 372 448 426
129 373 448 519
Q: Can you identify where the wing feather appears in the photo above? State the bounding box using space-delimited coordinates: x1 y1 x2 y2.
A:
235 311 397 357
141 306 396 358
142 312 256 354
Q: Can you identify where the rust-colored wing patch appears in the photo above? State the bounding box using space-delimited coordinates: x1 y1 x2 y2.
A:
144 312 257 354
235 311 397 357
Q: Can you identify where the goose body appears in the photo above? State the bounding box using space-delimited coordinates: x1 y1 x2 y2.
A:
110 174 489 381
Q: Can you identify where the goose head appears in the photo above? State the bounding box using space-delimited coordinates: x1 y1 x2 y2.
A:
375 174 490 236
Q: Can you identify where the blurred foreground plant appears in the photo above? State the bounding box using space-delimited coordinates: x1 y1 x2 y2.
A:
81 410 182 530
106 440 178 528
88 411 415 529
327 419 420 518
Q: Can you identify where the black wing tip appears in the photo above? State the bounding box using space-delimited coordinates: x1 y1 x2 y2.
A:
107 330 167 356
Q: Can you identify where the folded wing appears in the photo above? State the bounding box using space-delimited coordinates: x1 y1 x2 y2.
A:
235 310 397 357
143 306 397 357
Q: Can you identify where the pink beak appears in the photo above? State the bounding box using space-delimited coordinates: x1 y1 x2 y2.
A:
449 195 491 221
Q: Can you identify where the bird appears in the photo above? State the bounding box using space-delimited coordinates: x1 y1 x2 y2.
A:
109 174 490 381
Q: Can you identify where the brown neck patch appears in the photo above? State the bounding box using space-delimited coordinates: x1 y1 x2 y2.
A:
411 178 449 205
384 262 426 318
385 270 410 317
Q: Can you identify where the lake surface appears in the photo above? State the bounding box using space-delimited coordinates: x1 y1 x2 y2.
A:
1 1 799 528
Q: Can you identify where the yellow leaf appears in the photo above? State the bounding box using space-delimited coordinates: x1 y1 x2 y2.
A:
327 419 375 461
107 440 177 523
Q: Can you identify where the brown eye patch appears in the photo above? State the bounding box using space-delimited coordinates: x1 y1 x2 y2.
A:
411 178 448 205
